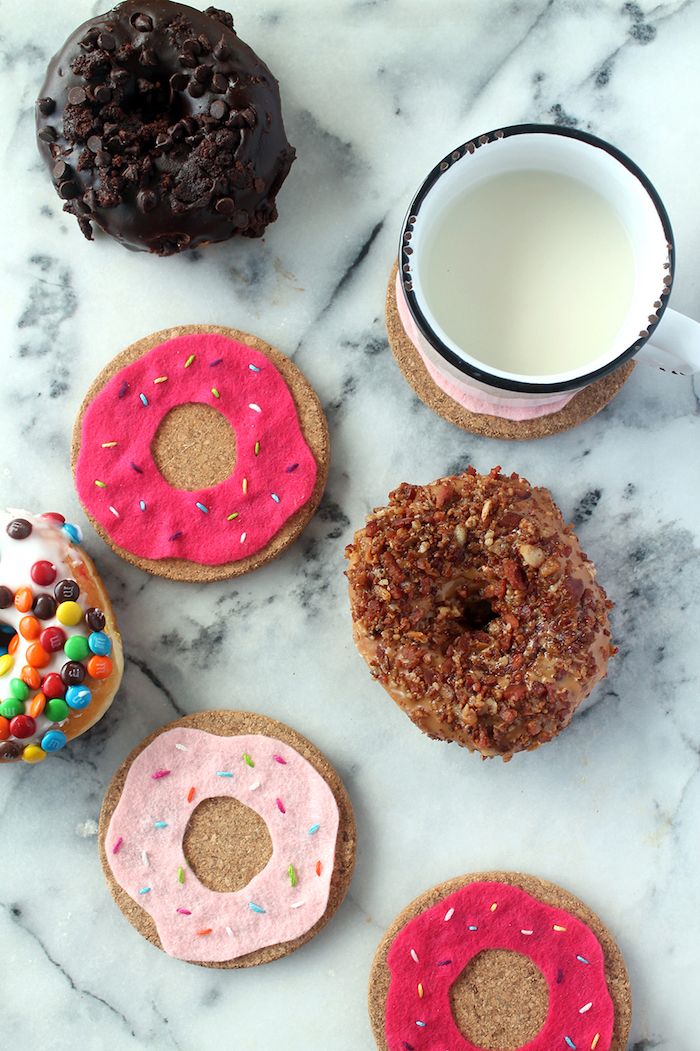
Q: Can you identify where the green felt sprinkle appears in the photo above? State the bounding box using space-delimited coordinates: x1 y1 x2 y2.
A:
185 355 195 368
243 753 254 767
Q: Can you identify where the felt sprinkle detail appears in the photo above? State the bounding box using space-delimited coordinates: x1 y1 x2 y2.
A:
240 532 247 543
288 865 296 886
308 824 320 835
286 463 299 472
178 867 184 884
196 502 209 513
521 929 534 935
175 744 189 751
118 381 127 398
169 532 182 541
177 908 191 914
155 821 168 828
130 462 143 473
154 376 168 384
557 969 564 984
274 755 286 764
437 960 452 966
187 787 195 803
416 1021 426 1028
185 355 195 368
444 908 455 921
410 949 419 963
254 441 259 455
210 358 223 367
211 389 220 398
102 442 117 448
216 771 233 777
554 924 567 931
140 393 148 406
226 926 234 937
249 782 260 790
469 925 478 931
417 984 423 998
197 928 212 936
577 956 590 964
95 480 107 488
248 363 260 371
112 838 122 854
565 1039 576 1050
491 902 498 911
276 798 286 813
315 861 322 877
139 887 151 894
109 506 119 517
591 1035 600 1050
580 1003 593 1014
242 478 248 494
290 900 306 909
142 851 149 867
271 493 280 504
140 500 146 511
403 1044 414 1050
243 753 255 767
152 770 170 779
249 902 265 914
227 513 239 521
249 403 262 413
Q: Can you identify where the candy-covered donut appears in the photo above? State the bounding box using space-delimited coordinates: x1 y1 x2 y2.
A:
0 510 123 763
99 711 357 966
36 1 295 255
369 873 631 1051
72 326 329 582
346 467 615 759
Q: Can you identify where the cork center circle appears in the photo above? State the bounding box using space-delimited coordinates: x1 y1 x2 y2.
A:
449 949 549 1050
182 796 273 893
151 403 237 491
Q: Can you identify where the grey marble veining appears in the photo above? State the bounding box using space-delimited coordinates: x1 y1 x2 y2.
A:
1 1 700 1048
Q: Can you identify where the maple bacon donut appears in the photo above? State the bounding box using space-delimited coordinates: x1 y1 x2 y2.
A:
346 467 615 759
0 510 123 763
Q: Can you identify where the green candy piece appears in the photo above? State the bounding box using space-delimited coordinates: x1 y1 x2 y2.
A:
10 678 29 701
64 635 90 662
45 698 70 723
0 697 25 719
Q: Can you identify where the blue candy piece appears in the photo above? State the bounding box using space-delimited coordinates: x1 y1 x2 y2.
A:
41 730 67 752
65 684 92 710
62 523 83 544
88 631 112 656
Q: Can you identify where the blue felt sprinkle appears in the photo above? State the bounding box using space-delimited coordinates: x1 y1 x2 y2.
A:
403 1044 414 1051
169 532 182 541
308 824 320 834
154 822 168 828
196 502 209 513
286 463 299 472
139 887 151 894
415 1021 426 1028
216 771 233 777
577 956 590 964
469 925 478 930
564 1039 576 1050
130 462 143 473
438 960 452 966
248 364 260 371
118 381 127 398
209 358 223 366
271 493 280 503
557 969 564 984
249 902 265 914
140 393 148 406
140 501 146 511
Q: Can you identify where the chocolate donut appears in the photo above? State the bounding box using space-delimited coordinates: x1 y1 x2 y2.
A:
36 2 295 255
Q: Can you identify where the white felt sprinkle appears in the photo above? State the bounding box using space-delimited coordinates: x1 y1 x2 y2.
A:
241 532 247 543
410 949 419 963
249 403 262 412
142 851 149 867
444 908 454 921
249 781 260 790
226 926 234 937
580 1003 593 1014
521 929 534 935
175 744 188 751
290 901 306 909
109 506 119 517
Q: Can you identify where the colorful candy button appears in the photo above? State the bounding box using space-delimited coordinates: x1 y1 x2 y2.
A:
19 616 41 640
6 518 32 539
13 587 33 613
41 730 67 752
0 698 25 719
22 745 46 763
64 635 90 662
33 594 57 620
8 634 19 656
9 714 36 739
45 697 70 722
62 523 82 544
61 661 86 686
88 632 112 656
0 586 13 608
54 579 80 603
41 673 66 699
56 601 82 626
41 512 65 525
0 654 13 677
87 655 112 680
26 643 51 669
0 716 9 740
31 560 57 586
21 666 41 690
28 693 46 718
85 607 106 632
40 626 66 653
10 679 29 701
65 685 91 710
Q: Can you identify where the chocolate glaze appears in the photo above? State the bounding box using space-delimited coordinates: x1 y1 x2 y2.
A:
36 2 295 255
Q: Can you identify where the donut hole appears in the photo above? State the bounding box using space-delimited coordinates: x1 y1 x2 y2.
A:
459 597 498 631
449 949 549 1050
182 796 273 893
151 403 237 490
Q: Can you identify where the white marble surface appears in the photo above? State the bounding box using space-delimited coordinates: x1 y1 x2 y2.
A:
1 1 700 1048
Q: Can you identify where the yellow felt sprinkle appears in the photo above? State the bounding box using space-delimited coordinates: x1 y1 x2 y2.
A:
553 925 567 931
418 983 423 998
154 376 168 384
242 478 248 494
491 902 498 912
101 442 117 448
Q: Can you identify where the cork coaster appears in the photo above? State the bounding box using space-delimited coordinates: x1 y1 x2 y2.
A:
368 871 631 1051
98 710 356 968
387 263 635 440
71 324 330 581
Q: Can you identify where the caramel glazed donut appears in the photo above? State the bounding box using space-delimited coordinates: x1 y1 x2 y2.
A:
346 468 616 760
36 2 295 255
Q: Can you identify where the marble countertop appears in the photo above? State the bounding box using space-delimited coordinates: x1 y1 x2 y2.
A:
1 1 699 1048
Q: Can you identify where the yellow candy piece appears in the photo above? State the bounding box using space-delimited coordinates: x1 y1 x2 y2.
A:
23 745 47 763
56 601 83 626
0 654 14 677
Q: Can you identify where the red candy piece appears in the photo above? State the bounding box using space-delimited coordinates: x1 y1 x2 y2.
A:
39 626 66 653
41 513 66 524
31 560 58 586
41 673 66 699
9 715 36 739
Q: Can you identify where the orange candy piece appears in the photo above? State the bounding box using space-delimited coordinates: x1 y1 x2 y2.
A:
26 643 51 669
87 655 112 680
14 587 33 613
28 693 46 718
8 633 19 656
19 616 41 641
22 666 42 690
0 716 9 741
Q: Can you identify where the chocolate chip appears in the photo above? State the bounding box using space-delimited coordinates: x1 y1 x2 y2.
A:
103 122 119 136
95 150 111 167
168 121 186 140
98 31 116 51
131 12 153 31
211 73 228 94
187 81 206 98
155 133 172 149
6 518 32 540
226 111 245 129
52 159 69 181
178 52 197 68
33 594 57 620
194 64 212 83
37 96 55 116
0 586 13 608
241 108 256 128
215 197 234 214
140 46 158 66
110 70 130 85
137 189 158 212
87 135 103 153
170 72 188 92
213 38 229 61
231 210 249 229
85 607 106 632
185 132 204 146
210 99 228 121
82 27 100 45
67 86 87 106
37 125 57 143
58 181 79 200
137 78 154 93
94 84 112 104
83 189 97 210
183 37 201 54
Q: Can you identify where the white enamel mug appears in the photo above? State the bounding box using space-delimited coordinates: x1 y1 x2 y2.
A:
397 124 700 421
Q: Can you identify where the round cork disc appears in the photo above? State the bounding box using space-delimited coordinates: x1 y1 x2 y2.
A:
368 871 631 1051
98 710 356 968
387 263 635 440
71 324 330 581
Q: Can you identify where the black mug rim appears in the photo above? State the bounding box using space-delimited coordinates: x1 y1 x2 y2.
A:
399 123 675 395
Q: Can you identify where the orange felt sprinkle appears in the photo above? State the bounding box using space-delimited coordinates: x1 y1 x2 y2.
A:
19 616 41 641
14 587 33 613
26 643 50 669
28 693 46 718
187 787 195 803
87 655 112 680
315 861 322 877
8 634 19 656
197 928 213 936
22 666 42 691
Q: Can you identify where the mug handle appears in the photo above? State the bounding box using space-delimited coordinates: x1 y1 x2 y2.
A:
634 308 700 375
